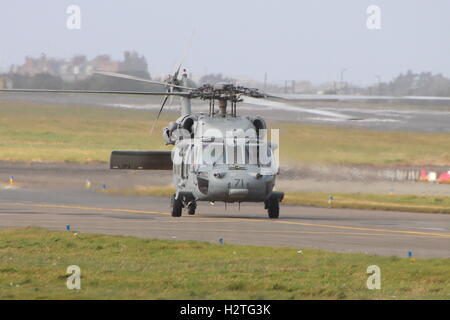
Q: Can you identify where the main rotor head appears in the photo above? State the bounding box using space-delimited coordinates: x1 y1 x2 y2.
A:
190 83 267 102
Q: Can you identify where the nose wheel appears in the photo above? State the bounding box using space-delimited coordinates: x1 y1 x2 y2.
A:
266 196 280 219
187 202 197 215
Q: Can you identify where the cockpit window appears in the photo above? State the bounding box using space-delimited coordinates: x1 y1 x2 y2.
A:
200 141 272 166
202 143 225 165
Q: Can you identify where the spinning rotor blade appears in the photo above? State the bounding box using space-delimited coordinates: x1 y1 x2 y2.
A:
167 95 175 110
0 88 190 96
148 32 196 135
172 30 196 82
242 96 360 121
150 95 170 134
172 65 182 84
93 71 192 91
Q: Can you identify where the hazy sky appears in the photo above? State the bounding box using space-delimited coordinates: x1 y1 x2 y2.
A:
1 0 449 85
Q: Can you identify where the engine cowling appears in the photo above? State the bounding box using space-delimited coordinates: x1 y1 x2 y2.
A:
162 115 196 145
250 116 267 136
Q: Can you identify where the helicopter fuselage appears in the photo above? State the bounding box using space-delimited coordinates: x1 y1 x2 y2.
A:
171 114 279 203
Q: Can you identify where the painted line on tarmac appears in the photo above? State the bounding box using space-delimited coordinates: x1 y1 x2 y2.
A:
187 214 450 239
1 216 444 239
6 202 170 216
275 220 450 239
5 202 450 239
66 225 448 239
2 220 438 239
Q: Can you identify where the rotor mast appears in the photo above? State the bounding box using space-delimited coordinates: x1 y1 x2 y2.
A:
216 99 236 117
180 72 192 116
218 99 227 116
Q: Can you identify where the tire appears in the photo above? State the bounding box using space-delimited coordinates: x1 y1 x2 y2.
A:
267 197 280 219
171 194 182 217
187 202 196 215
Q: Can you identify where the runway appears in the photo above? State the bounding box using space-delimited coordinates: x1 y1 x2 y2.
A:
2 93 450 132
1 187 449 258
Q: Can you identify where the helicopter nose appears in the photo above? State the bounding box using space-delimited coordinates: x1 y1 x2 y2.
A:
213 172 225 179
227 172 272 201
228 188 249 199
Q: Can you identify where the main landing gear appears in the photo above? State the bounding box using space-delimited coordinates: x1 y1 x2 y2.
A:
171 194 196 217
265 195 280 219
171 194 183 217
172 193 283 219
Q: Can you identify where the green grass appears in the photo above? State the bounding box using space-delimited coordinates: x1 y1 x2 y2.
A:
0 227 448 299
0 100 171 163
284 192 450 214
1 100 450 166
277 122 450 166
101 186 450 214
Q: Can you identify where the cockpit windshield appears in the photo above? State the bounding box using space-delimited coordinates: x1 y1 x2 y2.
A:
199 141 272 166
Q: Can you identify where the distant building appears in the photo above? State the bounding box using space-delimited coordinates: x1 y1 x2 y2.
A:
9 51 149 82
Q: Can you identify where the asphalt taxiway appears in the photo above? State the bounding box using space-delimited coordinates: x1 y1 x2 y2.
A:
1 186 449 258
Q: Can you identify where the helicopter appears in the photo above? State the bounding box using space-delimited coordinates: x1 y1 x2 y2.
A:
0 65 285 219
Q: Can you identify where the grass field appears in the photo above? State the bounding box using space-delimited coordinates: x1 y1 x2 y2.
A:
1 100 450 166
283 192 450 214
102 186 450 214
0 100 172 163
278 122 450 166
0 227 448 299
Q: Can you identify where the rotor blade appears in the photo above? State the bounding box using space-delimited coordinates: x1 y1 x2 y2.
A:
168 95 175 110
257 92 339 101
150 95 169 134
266 95 340 103
172 65 182 83
242 96 358 120
172 30 196 80
260 93 287 100
0 88 191 96
93 71 193 91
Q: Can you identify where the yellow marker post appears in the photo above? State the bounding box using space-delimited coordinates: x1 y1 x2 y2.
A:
9 176 14 185
328 195 334 205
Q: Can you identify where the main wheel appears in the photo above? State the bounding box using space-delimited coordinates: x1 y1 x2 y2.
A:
171 194 182 217
187 202 196 215
267 197 280 219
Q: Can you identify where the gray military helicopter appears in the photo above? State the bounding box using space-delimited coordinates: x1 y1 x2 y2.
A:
98 67 284 218
0 65 285 218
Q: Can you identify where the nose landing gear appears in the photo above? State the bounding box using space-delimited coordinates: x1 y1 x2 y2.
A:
171 194 196 217
187 201 197 215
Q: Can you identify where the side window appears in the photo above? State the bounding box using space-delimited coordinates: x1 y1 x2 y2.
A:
181 157 184 178
174 148 183 176
185 147 190 177
193 145 200 171
182 146 191 179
